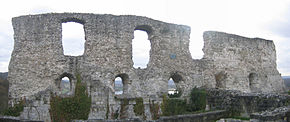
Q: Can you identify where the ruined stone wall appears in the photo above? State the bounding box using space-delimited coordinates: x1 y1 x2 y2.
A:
8 13 214 121
206 89 290 117
203 31 285 93
7 13 285 121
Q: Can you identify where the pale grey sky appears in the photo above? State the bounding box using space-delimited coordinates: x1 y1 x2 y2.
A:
0 0 289 75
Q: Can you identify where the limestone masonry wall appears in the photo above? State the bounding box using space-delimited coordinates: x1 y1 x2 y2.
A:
7 13 286 121
203 31 285 93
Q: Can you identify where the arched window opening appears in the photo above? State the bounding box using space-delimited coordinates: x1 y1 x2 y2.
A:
249 73 259 92
168 78 178 95
114 77 123 95
114 74 129 95
60 76 71 95
132 29 150 68
62 22 85 56
168 73 183 98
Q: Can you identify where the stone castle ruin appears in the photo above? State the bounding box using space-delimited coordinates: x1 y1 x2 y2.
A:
7 13 286 121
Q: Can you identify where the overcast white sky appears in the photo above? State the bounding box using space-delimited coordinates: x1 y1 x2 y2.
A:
0 0 289 76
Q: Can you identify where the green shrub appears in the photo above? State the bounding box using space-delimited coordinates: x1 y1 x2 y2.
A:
168 90 182 98
161 88 207 116
50 73 91 122
162 98 187 116
120 99 129 119
149 100 160 120
133 97 145 119
161 94 168 114
2 99 25 117
187 87 206 112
